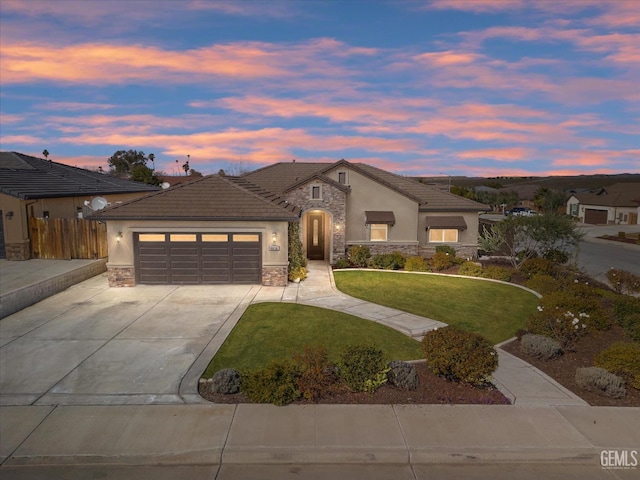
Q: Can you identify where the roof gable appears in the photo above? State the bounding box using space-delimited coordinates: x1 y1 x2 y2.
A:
0 151 159 199
244 159 488 212
572 183 640 207
89 174 301 221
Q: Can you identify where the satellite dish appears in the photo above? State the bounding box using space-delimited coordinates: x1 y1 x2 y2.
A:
161 182 170 189
90 197 109 210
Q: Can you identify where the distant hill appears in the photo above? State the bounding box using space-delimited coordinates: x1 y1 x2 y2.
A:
416 174 640 192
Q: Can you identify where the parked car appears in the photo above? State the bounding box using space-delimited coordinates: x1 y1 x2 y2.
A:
506 207 536 216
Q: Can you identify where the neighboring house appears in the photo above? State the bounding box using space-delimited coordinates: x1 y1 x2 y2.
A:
0 151 160 260
566 183 640 225
243 159 488 263
89 174 300 287
88 159 487 288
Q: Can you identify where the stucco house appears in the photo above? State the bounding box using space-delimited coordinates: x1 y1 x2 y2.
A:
90 160 487 287
566 183 640 225
243 160 488 263
0 151 159 260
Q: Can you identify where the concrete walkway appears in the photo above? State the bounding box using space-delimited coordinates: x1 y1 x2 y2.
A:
2 259 638 477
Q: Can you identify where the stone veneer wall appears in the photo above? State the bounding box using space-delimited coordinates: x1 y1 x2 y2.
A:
347 242 418 257
285 183 347 262
262 266 287 286
5 241 31 260
107 265 135 287
418 244 478 259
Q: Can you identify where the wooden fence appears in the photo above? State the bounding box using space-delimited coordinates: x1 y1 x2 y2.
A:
29 217 108 260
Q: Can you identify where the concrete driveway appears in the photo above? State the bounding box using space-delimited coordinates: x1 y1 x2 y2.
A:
0 273 255 406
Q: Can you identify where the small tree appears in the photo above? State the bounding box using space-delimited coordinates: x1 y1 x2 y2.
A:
479 213 583 270
288 222 307 281
534 188 566 214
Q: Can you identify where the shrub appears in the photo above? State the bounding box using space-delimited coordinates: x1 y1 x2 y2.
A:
481 265 512 282
519 257 558 279
294 345 337 401
241 360 301 406
458 261 483 277
607 268 640 294
575 367 626 399
524 274 560 295
421 326 498 386
435 245 457 256
620 314 640 342
211 368 242 394
430 251 456 271
525 287 611 349
404 256 430 272
612 295 640 323
542 249 570 264
520 334 563 360
595 342 640 390
368 252 405 270
386 360 419 391
333 258 350 269
288 266 307 282
348 245 371 268
338 344 388 393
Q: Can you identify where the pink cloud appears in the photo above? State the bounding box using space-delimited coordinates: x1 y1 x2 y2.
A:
426 0 526 13
0 38 374 86
1 134 42 144
551 149 640 168
457 147 533 162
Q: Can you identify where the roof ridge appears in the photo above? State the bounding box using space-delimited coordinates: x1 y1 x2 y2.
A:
225 175 300 214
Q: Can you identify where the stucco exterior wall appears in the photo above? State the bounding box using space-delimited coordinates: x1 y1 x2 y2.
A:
331 168 419 243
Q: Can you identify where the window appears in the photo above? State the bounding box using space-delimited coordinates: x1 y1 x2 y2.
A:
428 229 458 243
233 234 260 242
202 234 228 242
338 172 346 184
370 224 388 241
170 234 197 242
311 185 321 199
139 233 166 242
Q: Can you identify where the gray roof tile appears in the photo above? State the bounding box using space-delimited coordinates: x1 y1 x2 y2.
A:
0 152 160 199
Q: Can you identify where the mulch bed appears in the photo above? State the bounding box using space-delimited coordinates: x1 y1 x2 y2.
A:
501 324 640 407
199 362 510 405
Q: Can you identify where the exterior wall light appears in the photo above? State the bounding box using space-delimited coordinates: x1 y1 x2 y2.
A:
272 232 277 244
5 211 14 219
116 231 123 242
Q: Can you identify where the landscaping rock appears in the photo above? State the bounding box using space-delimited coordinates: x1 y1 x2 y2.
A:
211 368 241 394
387 360 419 390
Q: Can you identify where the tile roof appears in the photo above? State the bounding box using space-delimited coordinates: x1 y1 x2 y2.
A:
244 160 488 211
571 183 640 207
89 174 301 221
0 151 160 199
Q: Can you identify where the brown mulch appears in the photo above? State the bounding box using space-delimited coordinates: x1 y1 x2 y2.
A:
501 324 640 407
199 362 510 405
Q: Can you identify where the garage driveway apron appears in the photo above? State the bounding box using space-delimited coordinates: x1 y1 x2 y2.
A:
0 275 255 406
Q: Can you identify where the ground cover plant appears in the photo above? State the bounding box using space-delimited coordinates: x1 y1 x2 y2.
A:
333 271 538 344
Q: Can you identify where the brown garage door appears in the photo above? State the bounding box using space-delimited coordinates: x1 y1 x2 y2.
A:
584 209 608 225
134 232 261 284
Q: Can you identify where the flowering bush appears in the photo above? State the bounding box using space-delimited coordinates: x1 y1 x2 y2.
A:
525 303 589 350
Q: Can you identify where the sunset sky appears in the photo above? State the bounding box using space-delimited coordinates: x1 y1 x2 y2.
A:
1 0 638 177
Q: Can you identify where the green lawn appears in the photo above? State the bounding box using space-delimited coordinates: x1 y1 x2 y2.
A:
334 271 539 344
203 302 423 376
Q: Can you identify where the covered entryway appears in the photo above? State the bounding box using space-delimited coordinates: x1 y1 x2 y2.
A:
584 209 608 225
134 232 261 284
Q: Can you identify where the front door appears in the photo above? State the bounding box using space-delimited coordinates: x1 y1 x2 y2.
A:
307 213 324 260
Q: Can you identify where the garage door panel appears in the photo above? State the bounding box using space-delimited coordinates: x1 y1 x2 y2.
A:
585 209 608 225
135 233 261 285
